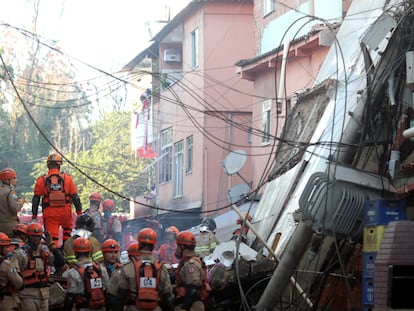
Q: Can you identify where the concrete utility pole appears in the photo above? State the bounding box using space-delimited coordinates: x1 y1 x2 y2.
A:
231 205 313 309
255 220 313 310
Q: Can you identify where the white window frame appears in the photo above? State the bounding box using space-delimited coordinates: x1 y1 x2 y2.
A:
186 135 193 173
173 140 184 197
191 28 199 68
263 0 275 16
160 128 173 183
262 99 271 144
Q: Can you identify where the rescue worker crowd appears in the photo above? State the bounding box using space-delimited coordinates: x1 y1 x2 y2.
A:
0 154 241 311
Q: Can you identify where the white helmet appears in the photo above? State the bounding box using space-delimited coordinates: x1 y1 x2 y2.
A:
120 250 130 264
199 225 209 233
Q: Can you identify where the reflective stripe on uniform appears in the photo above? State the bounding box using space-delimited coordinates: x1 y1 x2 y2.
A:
65 255 77 264
92 250 104 262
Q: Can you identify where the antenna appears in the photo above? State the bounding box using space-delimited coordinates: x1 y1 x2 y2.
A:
222 149 247 175
222 149 251 203
227 183 250 203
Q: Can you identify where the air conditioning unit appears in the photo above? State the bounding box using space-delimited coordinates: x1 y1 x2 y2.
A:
164 49 181 62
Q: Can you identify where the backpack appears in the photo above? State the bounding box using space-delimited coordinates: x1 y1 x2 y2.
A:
74 262 106 309
44 173 66 206
176 256 211 301
20 245 49 286
133 258 163 310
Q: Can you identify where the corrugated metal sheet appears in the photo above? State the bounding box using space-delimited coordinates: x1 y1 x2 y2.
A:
249 160 305 253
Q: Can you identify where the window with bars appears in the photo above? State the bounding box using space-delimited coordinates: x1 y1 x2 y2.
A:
262 99 271 144
173 140 184 197
160 128 173 183
191 28 199 68
186 135 193 173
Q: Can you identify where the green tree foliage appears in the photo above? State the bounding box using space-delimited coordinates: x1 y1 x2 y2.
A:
1 2 149 212
0 10 92 196
69 111 151 212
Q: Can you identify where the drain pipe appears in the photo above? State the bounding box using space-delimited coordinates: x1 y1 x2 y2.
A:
232 205 313 308
276 37 291 114
255 220 313 310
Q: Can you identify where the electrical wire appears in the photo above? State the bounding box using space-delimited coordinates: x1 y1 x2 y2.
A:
1 22 361 158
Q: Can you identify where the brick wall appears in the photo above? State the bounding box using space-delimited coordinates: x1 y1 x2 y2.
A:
374 221 414 309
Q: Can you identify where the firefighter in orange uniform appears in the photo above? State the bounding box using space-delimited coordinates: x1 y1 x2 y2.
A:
31 154 83 248
159 226 180 264
102 199 122 244
87 192 105 243
231 212 253 244
175 231 211 311
0 232 23 310
105 241 138 308
144 217 163 257
103 199 114 239
102 239 122 278
127 242 140 260
107 228 174 311
0 167 25 237
101 239 123 310
13 223 65 311
63 237 109 311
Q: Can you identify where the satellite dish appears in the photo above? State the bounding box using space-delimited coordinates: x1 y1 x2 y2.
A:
222 149 247 175
227 183 250 203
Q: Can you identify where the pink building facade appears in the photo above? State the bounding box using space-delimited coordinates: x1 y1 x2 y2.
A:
127 0 353 222
236 0 351 193
143 0 255 220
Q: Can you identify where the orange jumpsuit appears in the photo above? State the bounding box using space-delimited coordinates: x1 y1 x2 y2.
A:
158 241 179 264
32 168 82 247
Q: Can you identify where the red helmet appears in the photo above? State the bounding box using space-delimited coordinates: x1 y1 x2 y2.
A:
89 192 103 202
73 237 91 253
0 168 16 181
26 223 43 236
165 226 179 235
13 223 27 235
0 232 11 246
127 242 140 257
103 199 115 211
137 228 157 245
176 231 196 247
102 239 120 252
47 153 63 165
